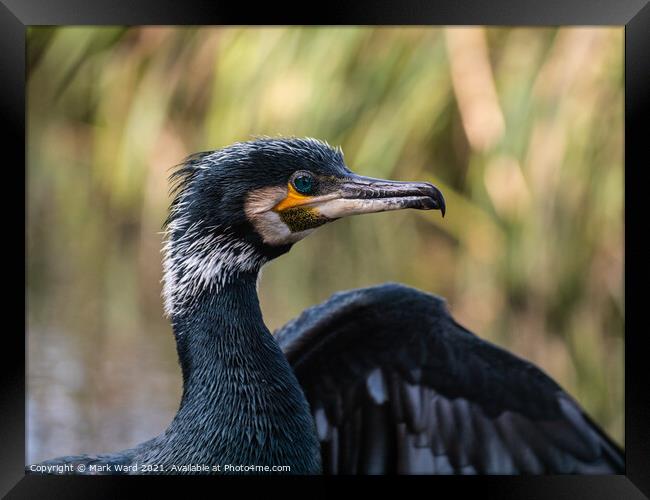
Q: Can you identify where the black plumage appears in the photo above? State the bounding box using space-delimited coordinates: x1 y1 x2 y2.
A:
28 137 623 475
277 283 623 474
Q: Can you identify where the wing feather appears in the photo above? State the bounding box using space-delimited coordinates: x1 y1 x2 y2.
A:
276 283 624 475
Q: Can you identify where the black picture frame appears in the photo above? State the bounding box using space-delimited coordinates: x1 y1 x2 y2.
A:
4 0 649 496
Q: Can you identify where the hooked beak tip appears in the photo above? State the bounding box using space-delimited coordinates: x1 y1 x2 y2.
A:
422 182 446 217
436 189 446 218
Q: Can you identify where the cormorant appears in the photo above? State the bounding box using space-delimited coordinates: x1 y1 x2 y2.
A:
29 137 623 475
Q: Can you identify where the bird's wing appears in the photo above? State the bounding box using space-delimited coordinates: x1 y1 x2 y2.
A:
275 283 624 474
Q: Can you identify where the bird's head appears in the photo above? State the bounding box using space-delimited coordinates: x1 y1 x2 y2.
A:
162 137 445 317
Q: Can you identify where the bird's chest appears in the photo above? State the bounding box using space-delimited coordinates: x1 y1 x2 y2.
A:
154 366 319 473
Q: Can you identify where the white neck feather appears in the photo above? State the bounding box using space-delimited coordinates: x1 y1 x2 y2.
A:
161 220 265 318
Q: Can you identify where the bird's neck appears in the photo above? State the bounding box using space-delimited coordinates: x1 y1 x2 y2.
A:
172 271 267 398
151 270 320 472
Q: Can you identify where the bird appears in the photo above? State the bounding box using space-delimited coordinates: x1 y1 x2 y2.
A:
28 137 623 475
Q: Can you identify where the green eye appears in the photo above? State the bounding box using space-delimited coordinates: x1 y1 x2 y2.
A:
293 173 316 195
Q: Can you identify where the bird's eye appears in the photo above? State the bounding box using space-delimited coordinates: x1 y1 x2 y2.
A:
292 173 316 195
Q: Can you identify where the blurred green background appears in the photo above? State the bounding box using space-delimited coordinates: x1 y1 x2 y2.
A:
27 27 624 464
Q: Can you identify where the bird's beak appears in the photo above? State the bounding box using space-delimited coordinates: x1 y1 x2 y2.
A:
309 174 446 220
